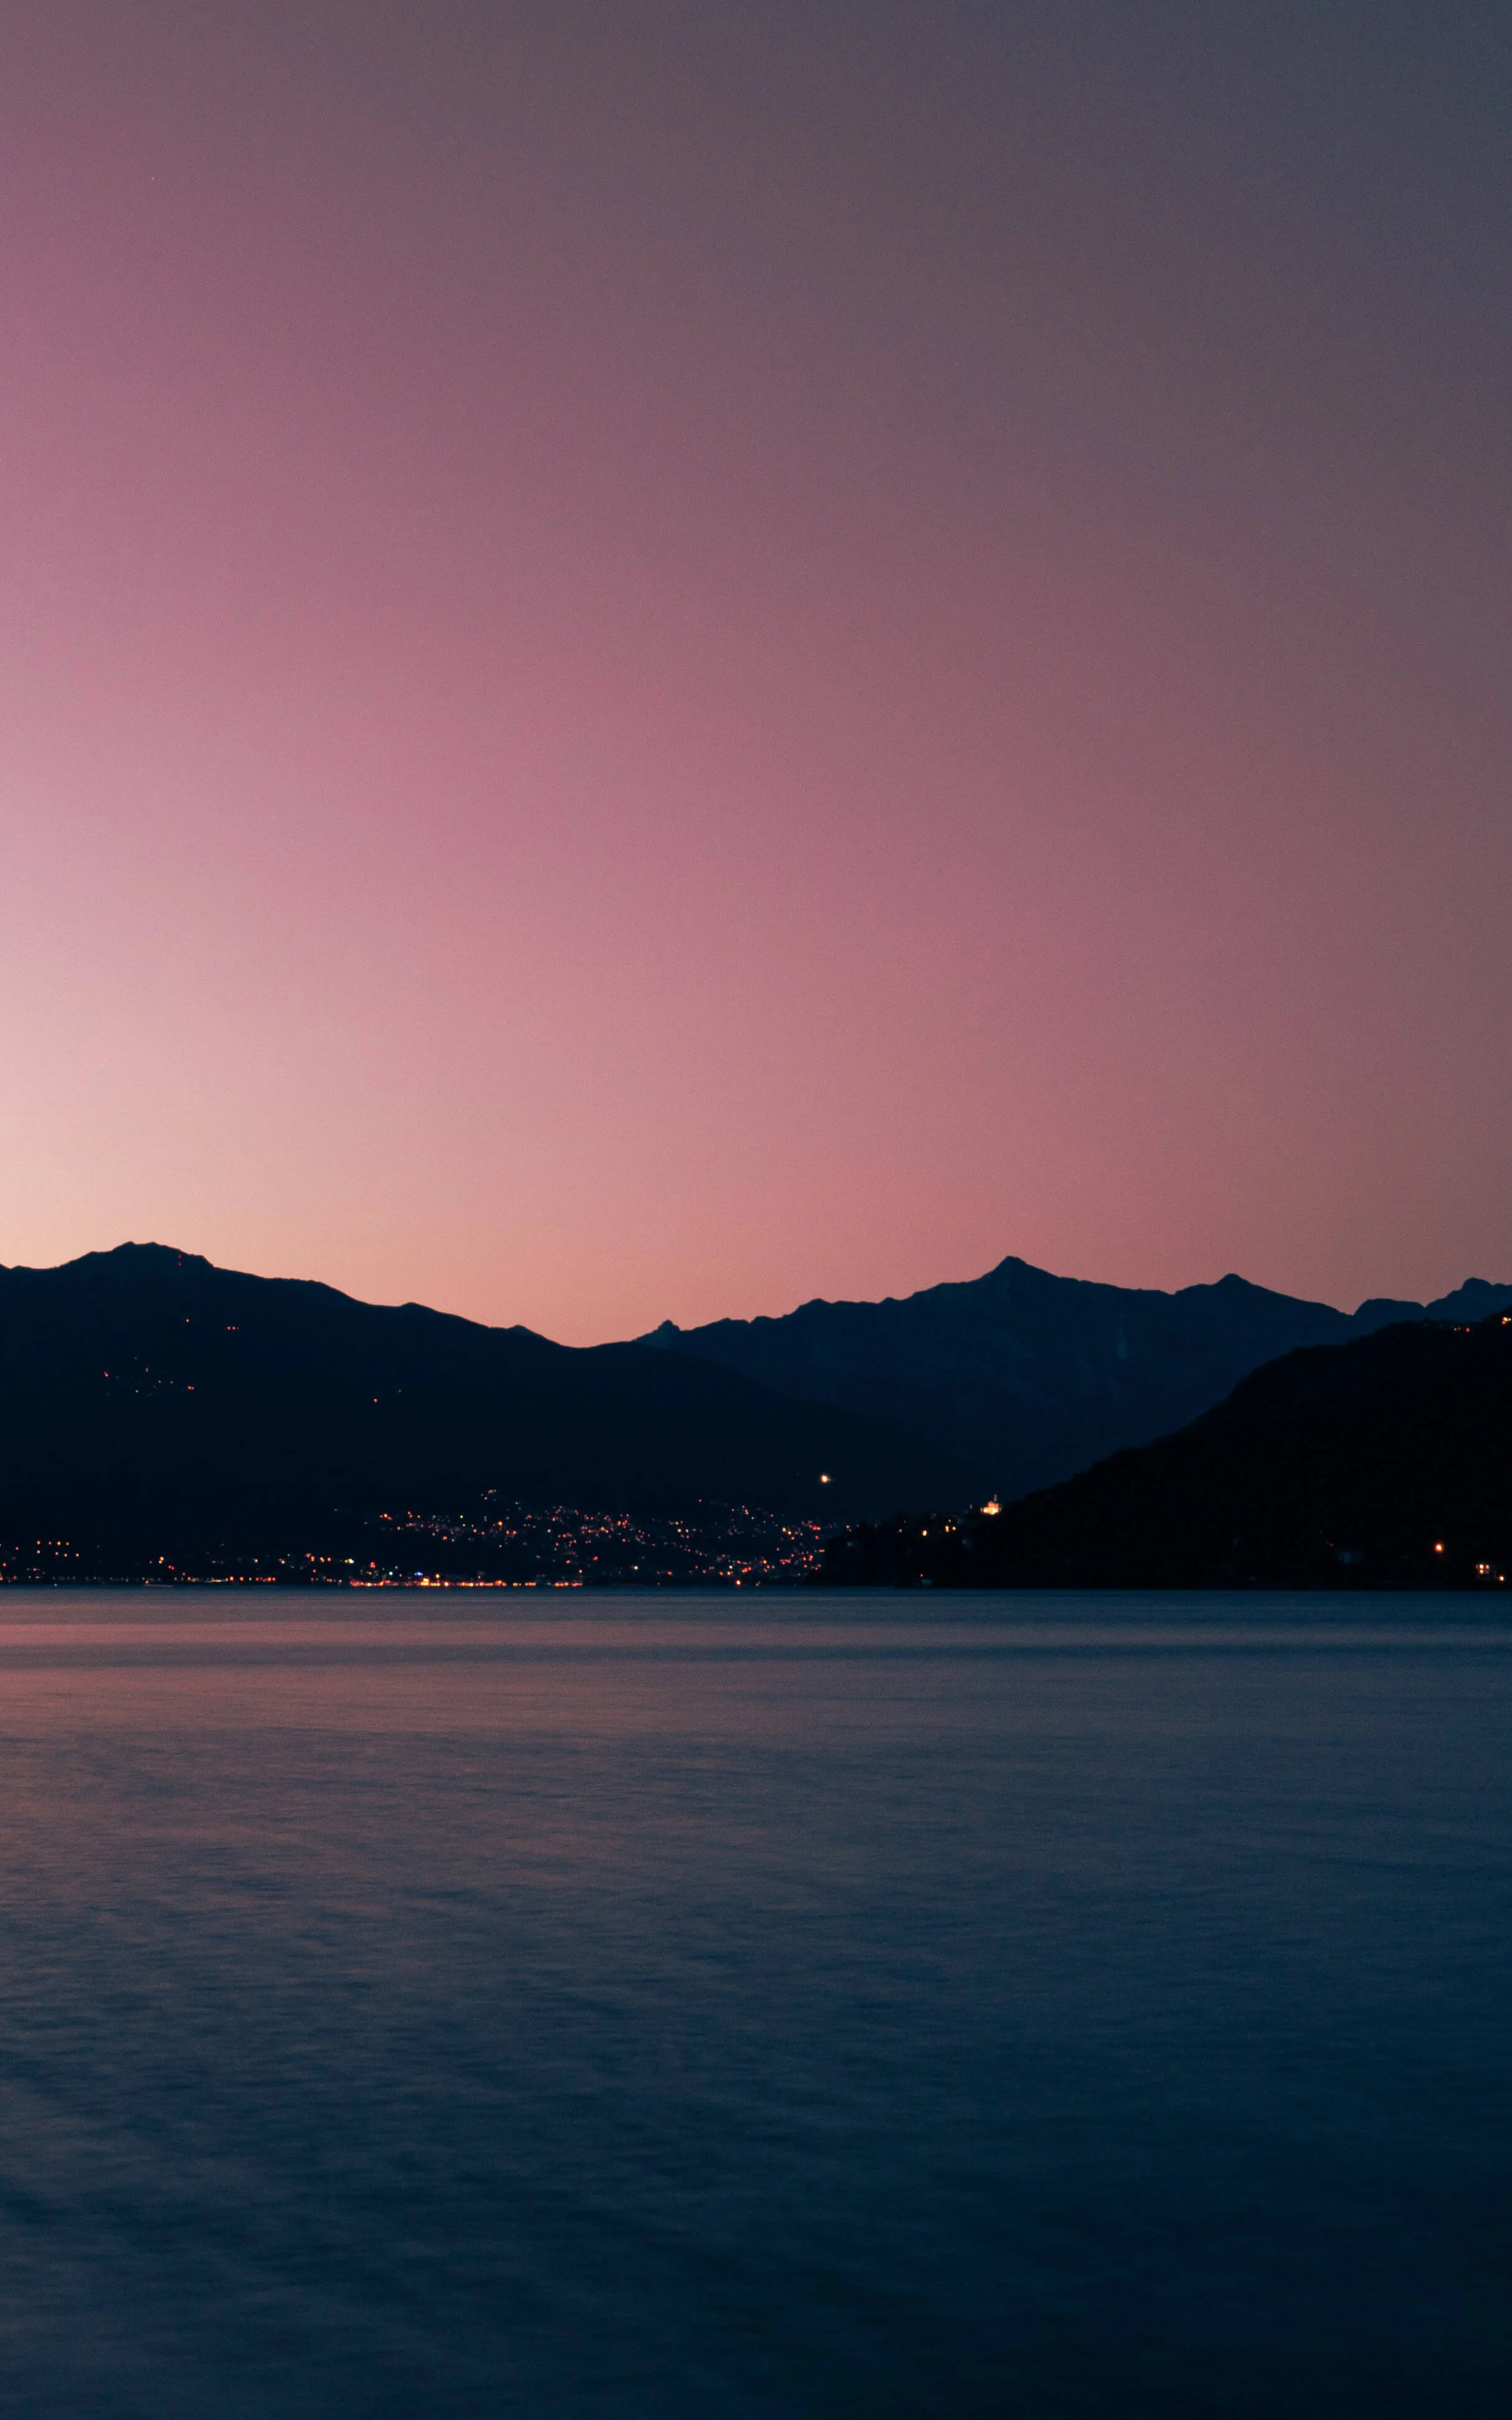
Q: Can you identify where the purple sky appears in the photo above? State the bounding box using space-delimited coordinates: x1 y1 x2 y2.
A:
3 2 1508 1341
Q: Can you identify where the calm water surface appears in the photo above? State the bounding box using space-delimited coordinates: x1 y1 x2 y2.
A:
0 1589 1506 2416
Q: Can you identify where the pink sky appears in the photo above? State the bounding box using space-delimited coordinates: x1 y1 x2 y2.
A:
2 4 1508 1343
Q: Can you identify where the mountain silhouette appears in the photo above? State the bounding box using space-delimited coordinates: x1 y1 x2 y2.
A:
819 1308 1512 1590
644 1256 1512 1500
0 1245 982 1569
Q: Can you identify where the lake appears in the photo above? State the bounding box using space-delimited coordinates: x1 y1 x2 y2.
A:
0 1590 1506 2415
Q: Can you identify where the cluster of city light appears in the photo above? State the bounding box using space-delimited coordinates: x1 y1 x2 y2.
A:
378 1496 830 1586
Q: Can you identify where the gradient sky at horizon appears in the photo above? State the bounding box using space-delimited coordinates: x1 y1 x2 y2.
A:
3 1 1508 1343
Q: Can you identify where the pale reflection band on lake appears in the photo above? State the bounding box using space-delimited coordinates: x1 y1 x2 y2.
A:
0 1590 1506 2416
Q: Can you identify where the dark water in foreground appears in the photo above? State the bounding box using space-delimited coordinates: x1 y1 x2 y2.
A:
0 1592 1506 2417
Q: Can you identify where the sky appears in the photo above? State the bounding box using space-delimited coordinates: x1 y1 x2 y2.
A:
2 1 1508 1344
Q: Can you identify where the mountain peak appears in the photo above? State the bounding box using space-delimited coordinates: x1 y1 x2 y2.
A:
1426 1277 1512 1321
103 1241 212 1268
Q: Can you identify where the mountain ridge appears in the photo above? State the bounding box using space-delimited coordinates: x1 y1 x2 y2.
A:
642 1252 1512 1499
0 1242 982 1571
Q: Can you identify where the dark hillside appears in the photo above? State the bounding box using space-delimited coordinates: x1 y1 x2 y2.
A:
0 1245 981 1573
819 1312 1512 1590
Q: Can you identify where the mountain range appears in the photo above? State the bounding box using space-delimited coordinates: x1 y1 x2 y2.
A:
1 1241 1508 1584
644 1257 1512 1499
819 1306 1512 1590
